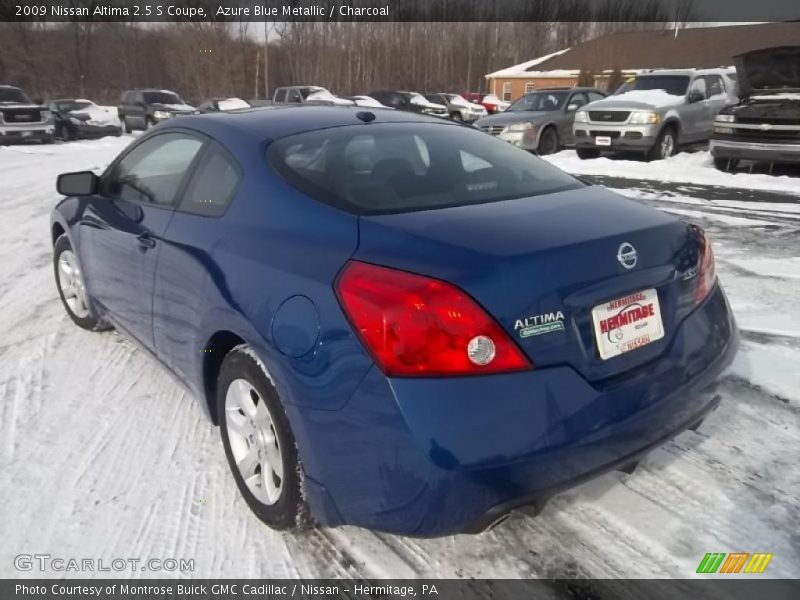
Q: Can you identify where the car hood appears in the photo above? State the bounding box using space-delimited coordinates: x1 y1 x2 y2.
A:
735 46 800 97
152 102 196 112
475 111 553 127
585 90 684 110
68 105 119 125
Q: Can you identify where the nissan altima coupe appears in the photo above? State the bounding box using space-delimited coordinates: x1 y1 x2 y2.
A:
51 106 738 536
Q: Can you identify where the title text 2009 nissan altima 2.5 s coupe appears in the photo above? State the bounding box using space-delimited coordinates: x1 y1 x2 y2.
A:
51 106 738 537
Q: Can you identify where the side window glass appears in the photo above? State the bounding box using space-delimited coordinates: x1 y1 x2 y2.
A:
689 78 707 99
274 89 287 102
707 76 724 97
568 93 587 109
287 89 302 103
105 133 204 207
179 143 241 217
588 91 605 102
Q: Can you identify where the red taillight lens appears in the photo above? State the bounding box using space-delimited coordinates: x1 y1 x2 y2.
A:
695 230 717 305
335 261 532 377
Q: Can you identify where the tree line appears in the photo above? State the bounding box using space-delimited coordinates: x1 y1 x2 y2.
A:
0 20 683 104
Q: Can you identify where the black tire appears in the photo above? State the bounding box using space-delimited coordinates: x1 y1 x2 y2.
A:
62 126 73 142
451 112 463 122
122 117 131 134
647 125 677 161
217 345 310 531
537 126 559 155
53 235 108 331
576 147 600 160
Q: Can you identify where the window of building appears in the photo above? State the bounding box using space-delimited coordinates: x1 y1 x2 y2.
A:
502 82 512 102
525 82 535 93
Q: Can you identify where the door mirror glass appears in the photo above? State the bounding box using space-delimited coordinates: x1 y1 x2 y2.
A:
57 171 99 196
567 103 579 112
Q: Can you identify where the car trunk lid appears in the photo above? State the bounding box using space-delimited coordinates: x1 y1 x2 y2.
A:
354 185 702 382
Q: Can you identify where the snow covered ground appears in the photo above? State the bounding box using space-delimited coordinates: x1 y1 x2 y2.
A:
0 139 798 580
546 149 800 195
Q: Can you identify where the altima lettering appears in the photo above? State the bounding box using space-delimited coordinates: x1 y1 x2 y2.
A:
514 311 566 338
514 311 565 330
599 303 655 334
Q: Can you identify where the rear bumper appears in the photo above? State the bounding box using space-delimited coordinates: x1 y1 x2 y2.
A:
296 283 738 536
710 138 800 164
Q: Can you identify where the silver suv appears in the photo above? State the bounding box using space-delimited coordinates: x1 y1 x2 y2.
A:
573 69 738 161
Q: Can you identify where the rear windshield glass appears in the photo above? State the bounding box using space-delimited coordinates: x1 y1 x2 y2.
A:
268 122 581 215
632 75 690 96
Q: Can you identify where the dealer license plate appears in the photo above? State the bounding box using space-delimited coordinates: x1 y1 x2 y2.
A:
595 136 612 146
592 288 664 360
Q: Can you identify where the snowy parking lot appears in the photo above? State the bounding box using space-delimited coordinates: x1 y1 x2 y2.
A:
0 137 798 579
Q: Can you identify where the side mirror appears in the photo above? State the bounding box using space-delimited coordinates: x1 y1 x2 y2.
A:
57 171 99 196
687 90 704 103
567 103 580 112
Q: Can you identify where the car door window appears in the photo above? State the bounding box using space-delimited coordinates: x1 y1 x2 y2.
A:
587 91 605 103
567 93 588 110
178 143 241 217
689 78 707 100
274 89 287 102
105 133 204 207
287 89 302 103
705 75 725 98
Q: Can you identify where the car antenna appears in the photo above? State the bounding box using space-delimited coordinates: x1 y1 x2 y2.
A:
356 111 376 123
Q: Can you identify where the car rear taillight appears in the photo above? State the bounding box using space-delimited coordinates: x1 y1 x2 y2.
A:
335 261 532 377
695 230 717 305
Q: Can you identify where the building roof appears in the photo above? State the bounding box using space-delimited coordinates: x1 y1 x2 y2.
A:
486 22 800 79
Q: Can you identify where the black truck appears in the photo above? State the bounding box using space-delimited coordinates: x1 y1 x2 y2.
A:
711 46 800 171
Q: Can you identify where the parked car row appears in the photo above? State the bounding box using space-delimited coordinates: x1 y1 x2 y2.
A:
9 45 799 167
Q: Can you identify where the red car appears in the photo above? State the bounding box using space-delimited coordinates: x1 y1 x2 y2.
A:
463 92 508 114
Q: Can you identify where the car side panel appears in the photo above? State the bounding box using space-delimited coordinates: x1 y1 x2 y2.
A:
151 131 369 424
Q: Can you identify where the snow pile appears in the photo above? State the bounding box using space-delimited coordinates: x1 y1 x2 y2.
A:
546 150 800 195
730 343 800 405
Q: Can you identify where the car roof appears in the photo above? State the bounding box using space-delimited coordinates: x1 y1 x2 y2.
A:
162 105 458 143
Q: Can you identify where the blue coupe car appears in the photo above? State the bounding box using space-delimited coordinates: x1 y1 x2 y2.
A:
51 106 738 536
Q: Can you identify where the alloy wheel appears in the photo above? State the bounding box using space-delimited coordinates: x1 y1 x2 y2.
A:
225 378 284 506
57 250 89 318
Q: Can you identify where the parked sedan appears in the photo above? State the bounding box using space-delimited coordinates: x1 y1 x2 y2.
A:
475 87 606 154
367 90 448 117
49 99 121 140
51 106 737 537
